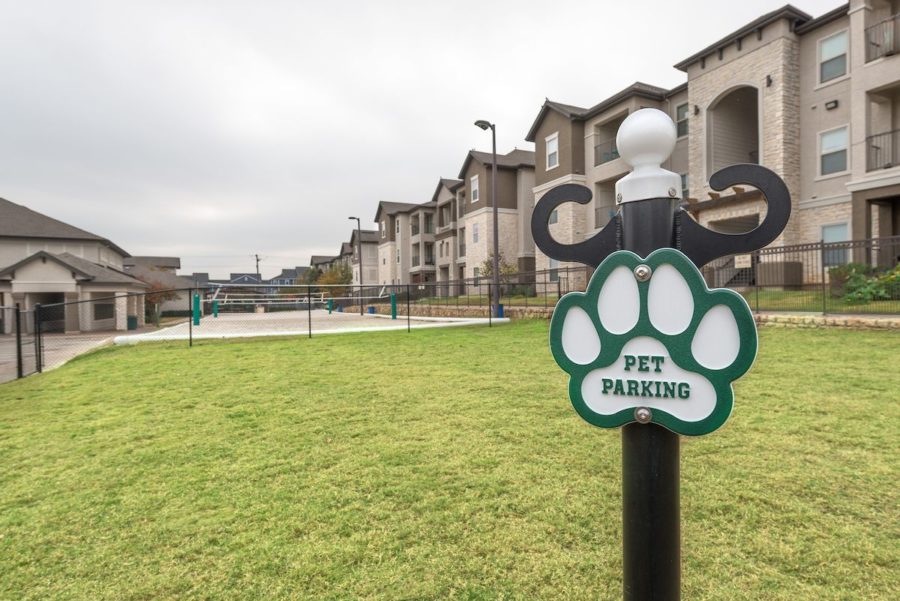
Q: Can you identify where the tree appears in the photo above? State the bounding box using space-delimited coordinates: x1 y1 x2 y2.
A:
143 280 179 326
478 252 517 283
316 263 352 299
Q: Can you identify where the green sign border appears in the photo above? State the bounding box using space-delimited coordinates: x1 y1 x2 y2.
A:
549 248 757 436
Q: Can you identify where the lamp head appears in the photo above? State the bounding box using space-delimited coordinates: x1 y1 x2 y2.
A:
474 120 493 131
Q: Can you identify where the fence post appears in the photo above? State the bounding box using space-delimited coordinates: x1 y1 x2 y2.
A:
188 291 193 347
34 303 43 373
488 283 492 327
14 304 23 379
754 252 760 313
820 239 827 315
307 286 312 339
406 284 410 333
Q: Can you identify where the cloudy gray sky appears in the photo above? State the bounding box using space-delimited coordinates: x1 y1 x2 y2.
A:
0 0 842 278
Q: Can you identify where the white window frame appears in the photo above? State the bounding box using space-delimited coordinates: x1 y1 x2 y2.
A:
817 125 850 178
546 132 559 170
471 175 479 203
549 209 558 225
680 173 689 199
472 223 479 243
817 29 849 87
380 220 386 239
675 104 689 138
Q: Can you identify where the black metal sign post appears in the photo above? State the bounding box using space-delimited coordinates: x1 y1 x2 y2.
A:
532 109 791 600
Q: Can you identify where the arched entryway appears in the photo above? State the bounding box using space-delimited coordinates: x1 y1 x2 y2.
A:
707 86 760 176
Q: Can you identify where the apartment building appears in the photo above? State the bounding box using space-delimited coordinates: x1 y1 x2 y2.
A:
526 1 900 276
456 148 536 280
432 178 464 292
349 229 379 286
374 201 419 285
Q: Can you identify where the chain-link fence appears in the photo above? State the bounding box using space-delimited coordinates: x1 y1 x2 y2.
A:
0 306 39 384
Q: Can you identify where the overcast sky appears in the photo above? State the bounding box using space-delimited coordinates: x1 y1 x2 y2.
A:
0 0 843 278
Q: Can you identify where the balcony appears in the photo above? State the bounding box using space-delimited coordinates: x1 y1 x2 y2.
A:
594 138 620 166
411 224 420 236
866 13 898 62
412 256 420 267
459 243 466 257
867 129 899 171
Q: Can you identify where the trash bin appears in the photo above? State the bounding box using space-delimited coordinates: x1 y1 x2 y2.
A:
367 306 376 314
127 315 138 330
497 304 504 318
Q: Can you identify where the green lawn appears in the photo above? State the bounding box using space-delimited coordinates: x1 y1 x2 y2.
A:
0 322 897 600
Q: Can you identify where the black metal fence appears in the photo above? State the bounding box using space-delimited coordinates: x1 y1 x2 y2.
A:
1 237 896 384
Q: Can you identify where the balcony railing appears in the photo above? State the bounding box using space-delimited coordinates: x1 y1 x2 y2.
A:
424 257 434 266
866 14 898 62
411 225 420 235
594 138 620 166
867 129 899 171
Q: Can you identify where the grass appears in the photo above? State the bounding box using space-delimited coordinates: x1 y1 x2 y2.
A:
0 322 897 600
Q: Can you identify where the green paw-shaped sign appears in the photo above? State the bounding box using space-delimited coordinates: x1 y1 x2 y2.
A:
550 248 757 436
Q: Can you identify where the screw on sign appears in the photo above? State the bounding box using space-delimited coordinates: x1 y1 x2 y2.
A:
531 108 791 600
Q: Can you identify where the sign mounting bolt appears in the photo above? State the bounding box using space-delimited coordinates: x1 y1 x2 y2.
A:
633 264 652 282
634 407 652 424
668 187 678 198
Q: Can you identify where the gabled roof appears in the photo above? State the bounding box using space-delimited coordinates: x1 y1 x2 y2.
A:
125 263 194 290
0 197 130 257
0 251 147 286
525 82 673 141
350 229 379 245
409 201 436 213
457 148 535 179
310 255 335 267
229 273 261 283
430 178 463 204
373 200 421 222
339 242 354 256
673 4 811 71
123 256 181 269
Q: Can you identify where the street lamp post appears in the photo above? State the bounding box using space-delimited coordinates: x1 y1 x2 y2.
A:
474 119 500 318
348 216 363 315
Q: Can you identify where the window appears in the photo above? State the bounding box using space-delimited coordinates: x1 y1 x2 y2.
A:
472 223 479 243
396 249 400 263
680 173 689 199
549 209 558 225
820 126 848 175
822 223 849 266
819 31 847 83
473 267 480 285
395 219 400 234
94 302 115 320
549 258 559 282
471 175 479 203
382 258 386 265
546 132 559 169
424 213 433 234
380 220 386 238
676 104 689 137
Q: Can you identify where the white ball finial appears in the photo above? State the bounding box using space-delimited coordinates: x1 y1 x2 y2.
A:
614 108 682 204
616 108 677 168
